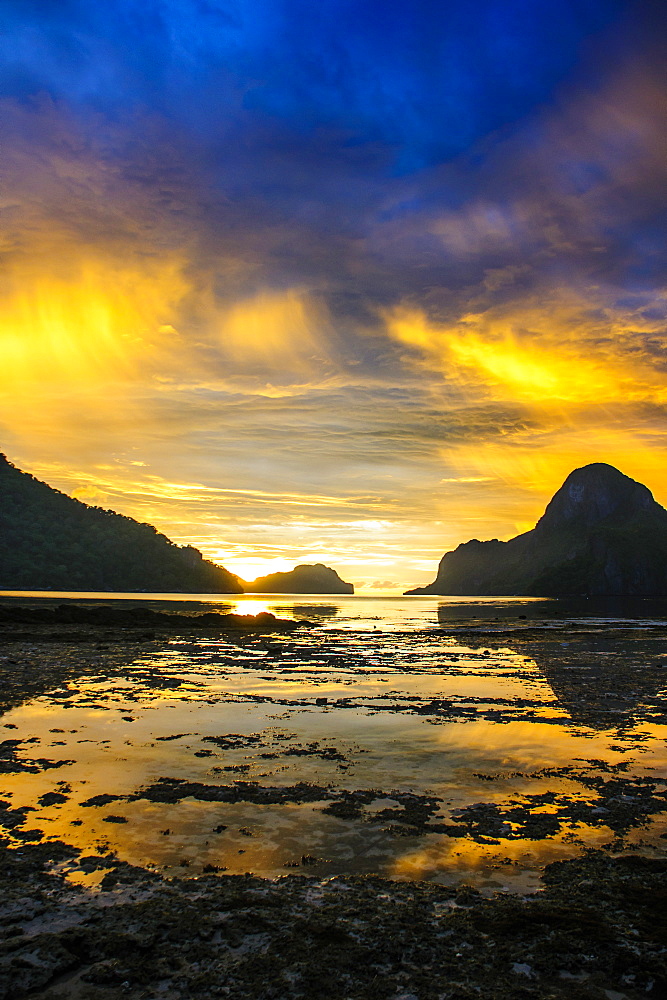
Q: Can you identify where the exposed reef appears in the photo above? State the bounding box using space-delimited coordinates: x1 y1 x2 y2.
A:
2 599 667 998
0 604 307 633
0 842 665 999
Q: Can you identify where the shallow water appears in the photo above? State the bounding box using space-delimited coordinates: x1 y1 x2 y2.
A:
2 593 667 892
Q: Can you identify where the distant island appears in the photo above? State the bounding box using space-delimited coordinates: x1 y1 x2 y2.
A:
406 463 667 597
243 563 354 594
0 454 243 593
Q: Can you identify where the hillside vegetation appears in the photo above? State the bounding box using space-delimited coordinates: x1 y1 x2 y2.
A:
0 455 242 593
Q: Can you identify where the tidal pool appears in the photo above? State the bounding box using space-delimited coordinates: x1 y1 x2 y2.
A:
1 593 667 893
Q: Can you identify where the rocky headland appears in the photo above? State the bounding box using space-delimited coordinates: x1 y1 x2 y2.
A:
0 455 242 594
0 456 355 597
408 463 667 596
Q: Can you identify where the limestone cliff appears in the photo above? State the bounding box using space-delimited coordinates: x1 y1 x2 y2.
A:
406 464 667 596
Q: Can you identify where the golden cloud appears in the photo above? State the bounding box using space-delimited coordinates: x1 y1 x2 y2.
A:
384 291 667 529
216 289 334 381
0 256 189 389
386 296 667 406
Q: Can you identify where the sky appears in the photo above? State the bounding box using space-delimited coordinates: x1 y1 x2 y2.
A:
1 0 667 591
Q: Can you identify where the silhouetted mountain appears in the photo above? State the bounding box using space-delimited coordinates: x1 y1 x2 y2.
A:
407 464 667 596
243 563 354 594
0 454 242 593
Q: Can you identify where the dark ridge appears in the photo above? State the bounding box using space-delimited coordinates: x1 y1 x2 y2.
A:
407 463 667 597
0 453 242 593
0 604 307 632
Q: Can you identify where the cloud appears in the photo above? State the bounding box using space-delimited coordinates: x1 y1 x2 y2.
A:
215 289 336 381
385 292 667 406
1 1 667 589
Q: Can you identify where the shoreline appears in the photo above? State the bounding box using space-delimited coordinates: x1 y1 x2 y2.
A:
1 609 666 997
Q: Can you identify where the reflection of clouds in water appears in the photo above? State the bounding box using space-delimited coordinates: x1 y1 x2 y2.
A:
5 594 667 885
431 720 587 768
437 598 667 731
391 825 612 886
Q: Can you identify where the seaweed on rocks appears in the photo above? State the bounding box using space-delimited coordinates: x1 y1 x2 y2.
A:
0 840 665 1000
0 739 73 774
130 777 338 806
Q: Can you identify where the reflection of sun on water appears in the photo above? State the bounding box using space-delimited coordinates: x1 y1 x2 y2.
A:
232 599 273 617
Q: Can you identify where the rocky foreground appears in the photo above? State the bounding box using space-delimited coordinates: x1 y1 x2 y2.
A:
1 606 666 998
1 840 665 1000
0 604 308 635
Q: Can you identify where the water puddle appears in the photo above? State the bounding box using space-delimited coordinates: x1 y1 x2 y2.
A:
2 594 667 891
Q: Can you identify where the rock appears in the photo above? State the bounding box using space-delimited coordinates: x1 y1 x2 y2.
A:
0 605 308 633
37 791 68 807
407 464 667 596
243 563 354 594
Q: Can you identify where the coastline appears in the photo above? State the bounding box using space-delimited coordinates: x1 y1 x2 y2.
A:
1 601 666 998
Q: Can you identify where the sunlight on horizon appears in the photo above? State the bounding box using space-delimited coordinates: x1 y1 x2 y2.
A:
2 0 667 590
219 557 294 583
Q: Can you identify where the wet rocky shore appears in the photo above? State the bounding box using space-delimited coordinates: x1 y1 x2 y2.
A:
1 837 665 999
1 600 666 998
0 604 308 635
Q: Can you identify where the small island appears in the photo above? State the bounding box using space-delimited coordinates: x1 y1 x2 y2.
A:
242 563 354 594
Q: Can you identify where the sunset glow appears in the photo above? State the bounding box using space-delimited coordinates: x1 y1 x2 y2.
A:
2 1 666 590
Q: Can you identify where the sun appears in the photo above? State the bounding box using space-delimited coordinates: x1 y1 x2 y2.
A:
223 557 293 583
